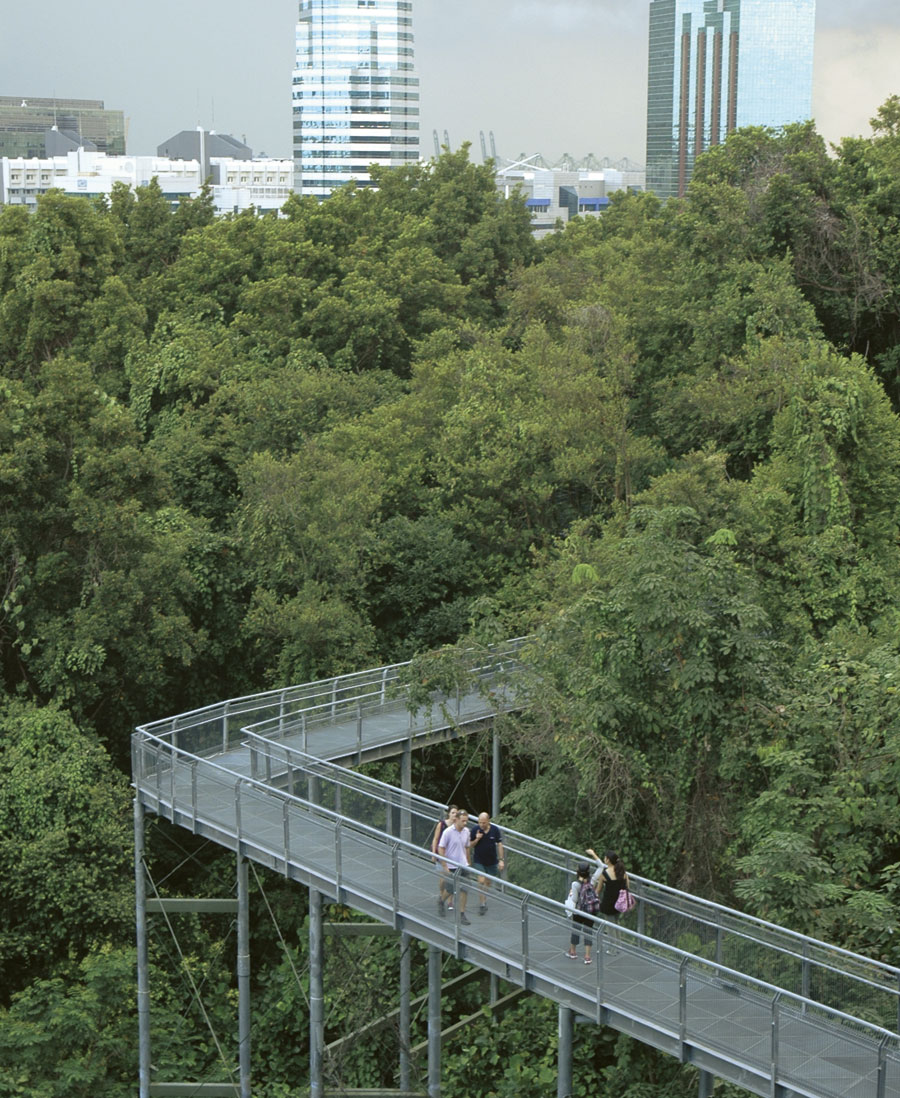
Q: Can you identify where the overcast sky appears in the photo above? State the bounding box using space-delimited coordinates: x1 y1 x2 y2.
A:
2 1 899 165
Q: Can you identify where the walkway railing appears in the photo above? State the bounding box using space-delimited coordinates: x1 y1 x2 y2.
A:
133 728 900 1098
133 639 900 1097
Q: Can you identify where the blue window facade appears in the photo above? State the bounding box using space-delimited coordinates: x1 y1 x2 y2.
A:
293 0 420 197
646 0 815 199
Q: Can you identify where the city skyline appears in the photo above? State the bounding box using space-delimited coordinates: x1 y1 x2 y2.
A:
1 1 899 166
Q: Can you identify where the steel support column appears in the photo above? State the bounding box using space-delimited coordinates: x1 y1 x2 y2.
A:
557 1005 573 1098
698 1068 714 1098
399 742 412 1089
491 728 501 1007
237 855 251 1098
427 945 441 1098
135 796 151 1098
399 933 412 1090
310 888 324 1098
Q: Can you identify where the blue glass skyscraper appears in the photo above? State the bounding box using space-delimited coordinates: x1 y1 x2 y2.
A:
293 0 420 198
646 0 815 198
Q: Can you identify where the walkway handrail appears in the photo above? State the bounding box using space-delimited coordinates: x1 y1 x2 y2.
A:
134 634 900 1031
136 682 900 1038
133 724 900 1098
239 729 900 1029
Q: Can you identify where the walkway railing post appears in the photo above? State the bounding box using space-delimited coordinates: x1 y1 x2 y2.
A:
801 942 811 1003
310 888 324 1098
427 944 441 1098
334 820 343 898
557 1005 573 1098
770 993 781 1098
237 854 251 1098
520 896 530 985
491 728 501 820
877 1034 888 1098
400 741 412 845
391 842 400 927
134 796 151 1098
679 956 689 1056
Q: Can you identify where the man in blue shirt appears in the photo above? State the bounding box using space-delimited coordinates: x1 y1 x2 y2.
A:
470 811 504 915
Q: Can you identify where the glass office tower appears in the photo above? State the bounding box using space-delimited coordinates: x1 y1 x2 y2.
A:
646 0 815 198
293 0 420 197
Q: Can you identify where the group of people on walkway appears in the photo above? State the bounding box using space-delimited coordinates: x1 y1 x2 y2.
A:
565 848 631 963
429 803 631 962
431 805 504 925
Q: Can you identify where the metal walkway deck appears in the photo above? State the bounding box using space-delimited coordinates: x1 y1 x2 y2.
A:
133 641 900 1098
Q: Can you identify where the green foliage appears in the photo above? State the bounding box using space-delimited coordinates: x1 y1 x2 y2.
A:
3 117 900 1095
0 946 137 1098
0 701 133 999
733 633 900 964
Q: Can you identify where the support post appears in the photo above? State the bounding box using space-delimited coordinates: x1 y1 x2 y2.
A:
399 743 412 1090
236 855 251 1098
310 889 324 1098
399 933 412 1091
557 1005 574 1098
427 945 441 1098
490 723 501 1009
134 797 151 1098
698 1068 714 1098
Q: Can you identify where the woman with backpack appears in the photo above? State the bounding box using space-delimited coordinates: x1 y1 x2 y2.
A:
587 847 631 920
564 862 600 964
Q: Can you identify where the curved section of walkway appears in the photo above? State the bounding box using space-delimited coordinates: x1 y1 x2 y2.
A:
133 641 900 1098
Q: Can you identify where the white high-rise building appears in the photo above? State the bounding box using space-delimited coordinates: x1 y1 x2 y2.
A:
293 0 420 198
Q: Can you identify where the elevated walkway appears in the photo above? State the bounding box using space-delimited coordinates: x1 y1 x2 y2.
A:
133 640 900 1098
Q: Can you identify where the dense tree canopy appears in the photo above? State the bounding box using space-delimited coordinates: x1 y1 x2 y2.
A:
3 119 900 1095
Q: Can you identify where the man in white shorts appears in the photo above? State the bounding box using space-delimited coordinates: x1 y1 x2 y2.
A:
438 808 472 925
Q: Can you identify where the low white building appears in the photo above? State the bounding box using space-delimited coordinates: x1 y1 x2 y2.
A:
496 157 645 237
0 148 294 215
